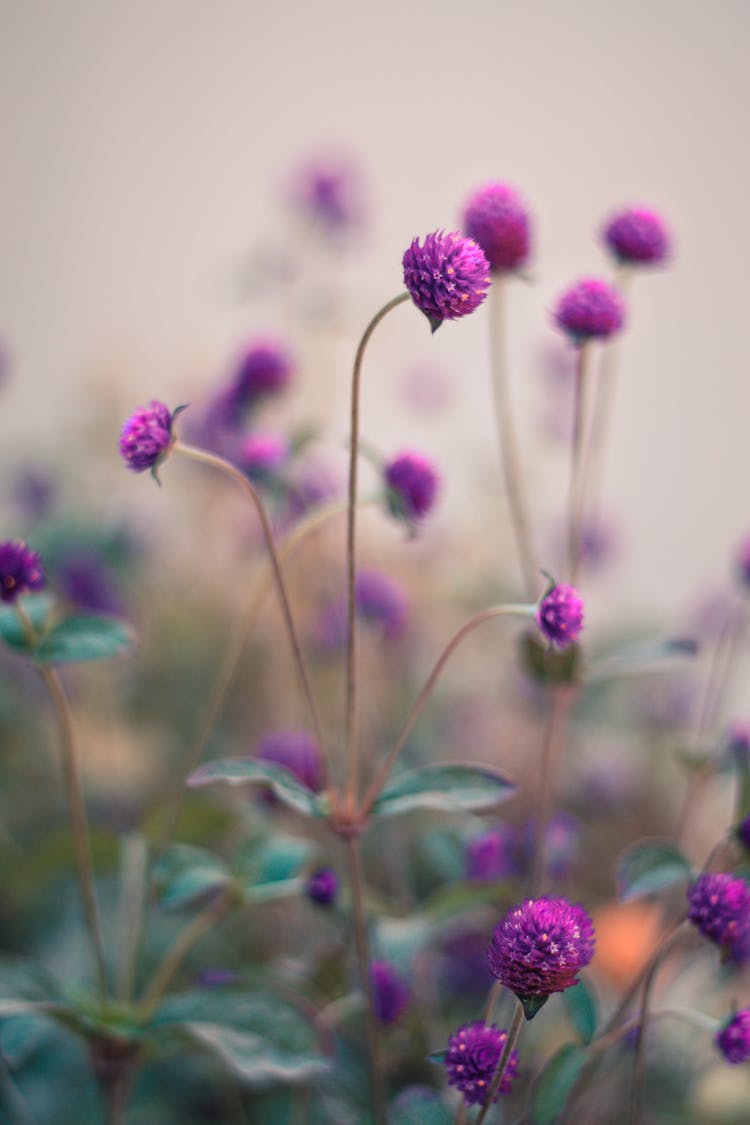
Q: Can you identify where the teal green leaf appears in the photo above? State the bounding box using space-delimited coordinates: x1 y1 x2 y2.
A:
180 1021 328 1085
531 1043 589 1125
0 593 55 653
616 839 692 901
562 978 597 1044
586 636 698 683
187 759 325 818
237 834 313 903
371 764 515 818
152 844 231 911
33 615 136 664
391 1085 452 1123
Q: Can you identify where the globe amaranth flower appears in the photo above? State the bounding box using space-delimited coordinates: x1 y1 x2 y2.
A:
119 400 177 473
537 584 584 649
403 230 490 332
221 340 295 425
306 867 339 906
384 451 440 525
445 1021 520 1106
462 181 531 273
238 432 290 484
554 278 626 343
603 206 670 266
487 896 595 1018
716 1009 750 1064
256 728 322 793
687 872 750 959
0 541 46 603
370 960 410 1025
735 535 750 590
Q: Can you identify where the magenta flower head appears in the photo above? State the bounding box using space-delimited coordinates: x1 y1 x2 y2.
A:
537 583 584 649
603 206 670 267
403 230 490 333
305 866 339 906
0 541 46 603
487 896 595 1019
716 1009 750 1064
370 960 410 1025
553 278 626 344
735 535 750 590
224 339 294 423
687 872 750 958
462 182 531 273
384 451 440 525
445 1021 519 1106
119 400 178 474
238 432 290 484
256 728 322 793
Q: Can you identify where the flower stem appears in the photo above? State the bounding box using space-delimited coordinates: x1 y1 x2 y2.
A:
475 998 524 1125
488 276 539 600
345 291 410 804
566 342 593 584
628 944 664 1125
529 685 577 895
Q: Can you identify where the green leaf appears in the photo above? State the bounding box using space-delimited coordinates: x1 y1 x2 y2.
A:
371 764 515 818
391 1084 452 1123
236 834 313 903
180 1021 328 1086
586 636 698 684
0 1013 53 1067
531 1043 589 1125
152 844 231 911
0 593 55 653
187 759 325 818
562 978 598 1044
616 839 693 901
33 615 136 664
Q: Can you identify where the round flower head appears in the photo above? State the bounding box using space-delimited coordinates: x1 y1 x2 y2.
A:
256 728 322 793
0 541 46 603
238 432 289 483
463 182 531 273
356 569 409 640
687 872 750 955
306 867 339 906
370 960 410 1025
537 584 584 649
290 155 363 235
554 278 626 343
487 896 595 1017
603 206 670 266
225 339 294 422
403 230 490 332
119 400 175 473
384 451 440 524
716 1009 750 1064
445 1021 519 1106
735 535 750 590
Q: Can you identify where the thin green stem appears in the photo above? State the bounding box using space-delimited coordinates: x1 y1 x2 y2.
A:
114 834 148 1003
476 999 524 1124
566 342 593 584
529 686 576 895
629 947 663 1125
345 291 410 805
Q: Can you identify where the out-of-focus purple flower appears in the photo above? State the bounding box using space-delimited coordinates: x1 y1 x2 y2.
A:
602 206 671 266
487 897 595 1014
56 548 123 615
554 278 626 344
289 154 364 236
384 451 440 525
518 812 580 881
687 872 750 958
537 584 584 649
119 400 176 473
716 1009 750 1064
10 469 56 523
223 339 295 424
306 866 339 906
370 960 410 1025
403 230 490 332
256 728 322 793
466 824 519 882
237 432 290 484
735 535 750 590
439 929 495 1000
195 967 241 989
445 1021 519 1105
0 541 46 603
462 181 531 273
312 569 409 649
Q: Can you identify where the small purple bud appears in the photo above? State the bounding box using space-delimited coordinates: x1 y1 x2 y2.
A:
289 154 364 236
370 960 410 1025
537 584 584 649
119 400 176 473
462 181 531 273
602 206 671 267
687 872 750 957
0 540 46 603
306 867 339 906
256 729 322 793
403 230 490 332
237 432 289 483
554 278 626 343
716 1009 750 1064
445 1021 519 1106
384 451 440 525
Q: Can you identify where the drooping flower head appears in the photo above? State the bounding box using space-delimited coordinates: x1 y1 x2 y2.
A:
445 1021 519 1106
0 541 46 603
256 728 322 793
462 182 531 273
403 230 490 332
119 400 177 473
554 278 626 344
237 432 290 484
687 872 750 957
370 960 410 1025
735 535 750 590
305 867 339 906
487 896 595 1017
716 1009 750 1064
602 206 671 266
384 451 440 525
537 584 584 649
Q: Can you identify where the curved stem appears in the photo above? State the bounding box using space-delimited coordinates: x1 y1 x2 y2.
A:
529 686 576 895
566 342 593 584
360 603 535 816
172 442 329 785
345 291 410 804
488 277 539 600
476 999 524 1125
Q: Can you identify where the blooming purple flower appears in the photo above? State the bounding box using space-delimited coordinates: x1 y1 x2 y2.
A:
537 584 584 649
119 400 176 473
445 1021 519 1106
0 541 46 603
736 535 750 589
370 960 410 1025
306 867 339 906
687 872 750 956
554 278 626 343
716 1009 750 1064
384 451 440 524
487 897 595 1014
462 181 531 273
603 206 670 266
403 230 490 332
237 432 289 484
256 728 322 793
466 824 519 882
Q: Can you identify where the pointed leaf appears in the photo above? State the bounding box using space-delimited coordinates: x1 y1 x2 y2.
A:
152 844 231 911
371 764 515 818
33 615 136 664
562 978 598 1044
616 839 692 901
187 759 325 818
531 1043 589 1125
520 993 549 1021
180 1021 328 1086
587 636 698 684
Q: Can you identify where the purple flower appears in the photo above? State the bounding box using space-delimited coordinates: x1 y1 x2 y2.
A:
238 432 289 483
0 541 46 603
223 340 294 423
256 729 322 793
466 824 519 882
306 867 339 906
462 182 531 273
355 569 409 639
687 872 750 956
289 154 364 235
403 230 490 332
735 535 750 589
716 1009 750 1064
537 584 584 649
10 469 56 522
119 400 176 473
487 897 595 1014
518 813 581 882
554 278 625 343
57 548 123 615
603 206 670 266
384 451 440 524
445 1021 519 1106
370 960 410 1025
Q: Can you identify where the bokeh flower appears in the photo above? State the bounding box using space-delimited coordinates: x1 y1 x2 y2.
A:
445 1021 519 1106
465 824 519 882
537 584 584 649
602 206 670 266
256 728 322 793
289 153 364 236
462 181 531 273
219 339 295 427
716 1009 750 1064
384 451 440 525
687 872 750 958
0 540 46 603
119 400 176 473
403 230 490 332
554 278 625 343
237 432 290 484
370 960 410 1025
306 867 339 906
